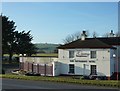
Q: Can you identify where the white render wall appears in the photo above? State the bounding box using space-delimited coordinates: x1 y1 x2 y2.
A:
52 61 61 76
19 57 58 64
58 48 116 77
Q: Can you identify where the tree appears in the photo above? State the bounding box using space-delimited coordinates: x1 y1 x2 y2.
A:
15 30 37 56
92 31 98 38
63 30 89 44
2 15 16 63
2 15 37 63
53 48 58 53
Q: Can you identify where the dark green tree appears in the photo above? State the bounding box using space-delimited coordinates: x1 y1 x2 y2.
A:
2 15 16 63
15 30 37 56
2 15 37 63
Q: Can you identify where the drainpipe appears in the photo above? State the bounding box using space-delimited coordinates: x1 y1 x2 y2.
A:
44 64 46 76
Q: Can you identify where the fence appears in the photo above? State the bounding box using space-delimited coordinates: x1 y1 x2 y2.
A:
19 62 53 76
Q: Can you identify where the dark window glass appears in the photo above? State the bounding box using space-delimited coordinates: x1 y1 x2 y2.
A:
69 64 74 74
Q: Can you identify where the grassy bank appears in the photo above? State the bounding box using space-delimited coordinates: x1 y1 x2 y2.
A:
1 74 119 88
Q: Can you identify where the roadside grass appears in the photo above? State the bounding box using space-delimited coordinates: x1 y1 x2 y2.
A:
1 74 119 88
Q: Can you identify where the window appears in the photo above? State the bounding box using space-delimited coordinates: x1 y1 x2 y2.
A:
90 51 96 58
90 65 97 75
69 64 74 74
69 51 74 58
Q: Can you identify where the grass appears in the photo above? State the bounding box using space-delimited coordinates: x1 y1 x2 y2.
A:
3 54 19 57
1 74 120 88
31 53 58 57
3 53 58 57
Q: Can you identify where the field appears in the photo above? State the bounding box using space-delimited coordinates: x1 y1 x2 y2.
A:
32 53 58 57
34 43 59 53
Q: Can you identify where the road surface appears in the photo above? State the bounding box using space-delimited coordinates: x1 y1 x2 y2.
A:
1 78 119 91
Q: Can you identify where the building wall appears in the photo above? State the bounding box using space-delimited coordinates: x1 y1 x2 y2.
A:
110 49 116 75
111 46 120 73
19 46 119 77
96 49 111 76
117 46 120 72
20 57 58 64
58 48 114 77
52 61 61 76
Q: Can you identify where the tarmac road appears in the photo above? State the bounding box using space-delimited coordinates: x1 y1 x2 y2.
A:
1 78 119 91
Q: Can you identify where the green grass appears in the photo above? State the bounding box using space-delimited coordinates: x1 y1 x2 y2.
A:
3 54 19 57
1 74 119 88
3 53 58 57
32 53 58 57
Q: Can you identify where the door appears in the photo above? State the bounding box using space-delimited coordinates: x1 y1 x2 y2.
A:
90 65 97 75
69 64 75 74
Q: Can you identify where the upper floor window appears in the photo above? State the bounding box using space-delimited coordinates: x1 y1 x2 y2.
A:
69 51 74 58
90 51 96 58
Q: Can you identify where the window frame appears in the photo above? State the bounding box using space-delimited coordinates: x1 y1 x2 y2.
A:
90 51 96 59
69 50 74 58
69 64 75 74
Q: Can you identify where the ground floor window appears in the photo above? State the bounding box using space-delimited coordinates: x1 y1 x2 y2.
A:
90 65 97 75
69 64 75 74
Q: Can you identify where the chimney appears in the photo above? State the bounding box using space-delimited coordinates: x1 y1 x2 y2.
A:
81 31 87 40
109 30 115 37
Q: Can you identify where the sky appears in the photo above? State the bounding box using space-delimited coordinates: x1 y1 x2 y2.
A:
2 2 118 44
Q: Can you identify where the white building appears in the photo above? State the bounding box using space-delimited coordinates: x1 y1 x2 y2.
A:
19 36 120 79
58 37 120 79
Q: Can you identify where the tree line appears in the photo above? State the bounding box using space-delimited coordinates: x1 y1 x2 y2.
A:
2 15 37 63
63 30 120 44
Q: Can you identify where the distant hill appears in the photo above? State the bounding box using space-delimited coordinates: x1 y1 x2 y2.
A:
34 43 60 53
